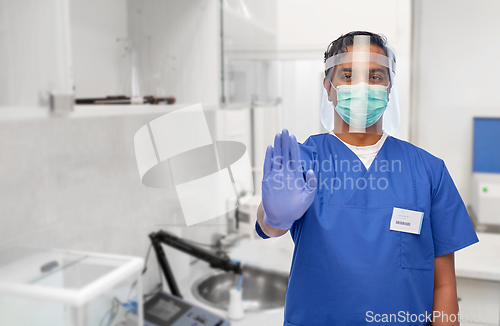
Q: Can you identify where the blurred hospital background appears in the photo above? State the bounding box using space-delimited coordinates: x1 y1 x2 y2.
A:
0 0 499 325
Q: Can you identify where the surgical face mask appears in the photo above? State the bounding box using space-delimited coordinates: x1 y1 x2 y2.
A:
330 82 388 128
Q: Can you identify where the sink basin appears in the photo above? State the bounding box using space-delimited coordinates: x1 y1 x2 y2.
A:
191 265 289 312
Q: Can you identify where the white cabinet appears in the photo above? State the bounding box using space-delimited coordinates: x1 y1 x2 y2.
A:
0 0 73 109
125 0 278 108
127 0 221 106
457 277 500 325
454 233 500 326
221 0 279 108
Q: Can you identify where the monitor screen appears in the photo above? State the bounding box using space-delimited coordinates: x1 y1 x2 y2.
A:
473 117 500 173
144 292 191 326
148 298 181 322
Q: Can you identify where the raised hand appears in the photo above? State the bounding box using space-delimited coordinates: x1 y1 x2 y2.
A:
261 129 317 230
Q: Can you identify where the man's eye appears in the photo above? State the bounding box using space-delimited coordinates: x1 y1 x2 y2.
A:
342 75 351 79
370 75 382 80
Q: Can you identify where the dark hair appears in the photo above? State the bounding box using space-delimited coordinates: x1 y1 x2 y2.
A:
324 31 389 77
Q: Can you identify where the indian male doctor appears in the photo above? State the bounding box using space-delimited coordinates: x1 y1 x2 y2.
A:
255 31 478 325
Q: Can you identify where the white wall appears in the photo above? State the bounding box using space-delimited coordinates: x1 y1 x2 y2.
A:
279 60 324 143
0 112 187 294
276 0 412 141
0 0 225 296
412 0 500 204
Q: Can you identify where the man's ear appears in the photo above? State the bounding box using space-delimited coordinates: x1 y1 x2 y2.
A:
324 78 334 101
323 78 330 93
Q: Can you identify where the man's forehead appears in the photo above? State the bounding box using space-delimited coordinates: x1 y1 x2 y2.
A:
344 44 386 55
334 44 388 72
336 62 388 72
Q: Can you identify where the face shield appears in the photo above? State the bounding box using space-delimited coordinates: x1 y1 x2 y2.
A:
320 35 400 135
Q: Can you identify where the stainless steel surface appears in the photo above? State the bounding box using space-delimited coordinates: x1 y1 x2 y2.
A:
192 265 288 312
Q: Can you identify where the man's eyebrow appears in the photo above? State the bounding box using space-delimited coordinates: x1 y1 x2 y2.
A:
339 67 352 73
369 68 386 74
338 67 387 74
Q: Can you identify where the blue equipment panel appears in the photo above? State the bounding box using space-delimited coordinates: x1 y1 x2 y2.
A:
473 117 500 173
144 291 231 326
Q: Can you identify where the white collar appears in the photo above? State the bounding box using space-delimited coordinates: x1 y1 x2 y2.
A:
330 131 388 154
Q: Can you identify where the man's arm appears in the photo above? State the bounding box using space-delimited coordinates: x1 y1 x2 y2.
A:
432 252 459 326
257 202 288 238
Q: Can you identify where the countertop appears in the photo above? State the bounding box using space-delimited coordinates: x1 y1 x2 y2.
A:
455 232 500 282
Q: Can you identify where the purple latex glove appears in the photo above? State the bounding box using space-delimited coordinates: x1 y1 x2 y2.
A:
262 129 317 230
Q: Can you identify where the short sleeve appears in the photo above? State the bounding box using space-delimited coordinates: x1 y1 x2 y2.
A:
431 162 479 257
255 220 270 239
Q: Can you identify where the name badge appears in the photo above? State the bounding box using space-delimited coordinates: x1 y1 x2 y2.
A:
390 207 424 235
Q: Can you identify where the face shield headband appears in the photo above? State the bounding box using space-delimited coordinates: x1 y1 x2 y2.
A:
320 38 400 136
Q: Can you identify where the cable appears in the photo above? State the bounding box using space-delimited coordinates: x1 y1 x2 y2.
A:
97 245 153 326
126 280 138 301
142 243 153 275
141 240 164 301
98 309 111 326
143 282 163 301
98 298 121 326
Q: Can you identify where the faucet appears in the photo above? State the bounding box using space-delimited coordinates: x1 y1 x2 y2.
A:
213 232 251 254
216 204 251 255
226 185 251 236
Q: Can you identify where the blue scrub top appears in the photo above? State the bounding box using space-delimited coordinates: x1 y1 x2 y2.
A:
256 134 478 326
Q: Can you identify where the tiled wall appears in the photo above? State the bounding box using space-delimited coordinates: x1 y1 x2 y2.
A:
0 110 214 292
